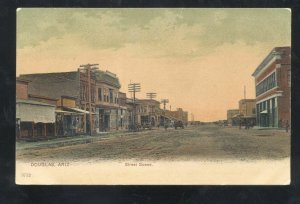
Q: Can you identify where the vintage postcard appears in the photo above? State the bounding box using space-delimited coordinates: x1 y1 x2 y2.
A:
16 8 291 185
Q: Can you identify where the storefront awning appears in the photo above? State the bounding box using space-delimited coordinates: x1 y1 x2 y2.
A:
65 107 96 114
260 110 268 114
16 100 55 123
243 115 256 119
55 110 82 115
161 115 178 121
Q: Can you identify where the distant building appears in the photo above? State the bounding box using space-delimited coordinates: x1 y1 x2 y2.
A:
238 99 256 117
118 92 130 130
227 109 239 125
164 108 189 125
238 99 256 126
136 99 161 126
252 46 291 127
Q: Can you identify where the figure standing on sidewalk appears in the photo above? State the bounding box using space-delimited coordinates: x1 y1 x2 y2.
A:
285 120 290 133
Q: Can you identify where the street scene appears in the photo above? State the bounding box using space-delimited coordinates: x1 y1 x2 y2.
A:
17 124 290 162
16 9 291 184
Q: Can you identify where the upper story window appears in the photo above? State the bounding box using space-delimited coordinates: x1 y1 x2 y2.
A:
256 72 277 97
109 89 113 103
98 88 102 101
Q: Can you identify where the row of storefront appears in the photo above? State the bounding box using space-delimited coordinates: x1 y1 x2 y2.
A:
16 70 189 140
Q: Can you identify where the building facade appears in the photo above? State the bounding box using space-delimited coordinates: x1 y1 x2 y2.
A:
19 70 97 134
94 70 121 131
136 99 161 126
162 107 189 127
252 46 291 127
238 99 256 117
16 79 56 140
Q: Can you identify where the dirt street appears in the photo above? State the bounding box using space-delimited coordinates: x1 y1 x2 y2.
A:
16 124 290 162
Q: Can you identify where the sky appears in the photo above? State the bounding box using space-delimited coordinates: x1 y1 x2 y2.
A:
17 8 291 121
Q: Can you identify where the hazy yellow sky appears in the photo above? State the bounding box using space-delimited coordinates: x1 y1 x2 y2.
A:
17 8 291 121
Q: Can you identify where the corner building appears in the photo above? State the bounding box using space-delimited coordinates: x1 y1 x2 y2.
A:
252 47 291 127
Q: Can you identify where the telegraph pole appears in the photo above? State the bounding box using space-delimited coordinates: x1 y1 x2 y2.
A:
161 99 169 127
146 92 157 126
79 63 99 135
128 83 141 130
244 85 247 116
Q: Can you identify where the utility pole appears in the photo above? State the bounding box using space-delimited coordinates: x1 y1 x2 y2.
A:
161 99 169 127
244 85 247 116
146 92 157 126
79 63 99 136
128 83 141 130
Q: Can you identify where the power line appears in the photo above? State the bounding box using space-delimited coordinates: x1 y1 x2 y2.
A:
161 99 169 127
147 92 157 126
79 63 99 136
146 92 157 100
128 82 141 130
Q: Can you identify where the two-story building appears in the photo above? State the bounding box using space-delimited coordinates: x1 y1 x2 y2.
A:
94 70 121 131
18 69 97 134
136 99 161 126
252 46 291 127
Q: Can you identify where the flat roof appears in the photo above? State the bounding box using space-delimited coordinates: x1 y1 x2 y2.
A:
16 99 56 107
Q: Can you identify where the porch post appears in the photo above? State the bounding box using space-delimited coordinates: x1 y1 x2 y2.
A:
44 123 47 138
62 113 65 136
54 123 57 137
18 121 21 139
32 122 34 138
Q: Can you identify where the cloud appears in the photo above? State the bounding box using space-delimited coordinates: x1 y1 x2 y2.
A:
17 8 291 59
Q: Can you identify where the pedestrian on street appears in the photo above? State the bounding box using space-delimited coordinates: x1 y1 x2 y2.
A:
285 120 290 133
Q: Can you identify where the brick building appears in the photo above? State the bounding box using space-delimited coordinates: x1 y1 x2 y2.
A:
94 70 121 131
252 46 291 127
16 79 56 140
16 78 30 100
19 70 97 133
19 70 96 110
